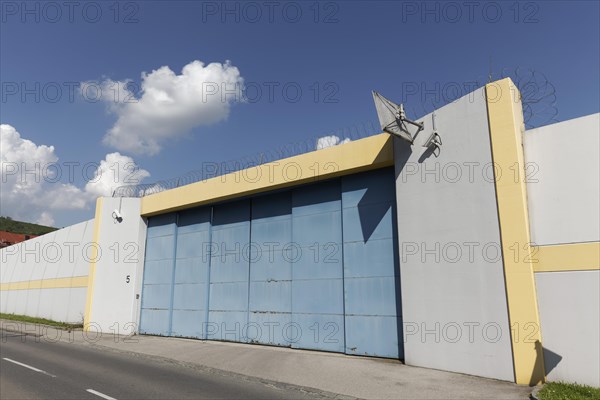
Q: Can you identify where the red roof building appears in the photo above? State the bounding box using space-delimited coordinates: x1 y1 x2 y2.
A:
0 231 38 248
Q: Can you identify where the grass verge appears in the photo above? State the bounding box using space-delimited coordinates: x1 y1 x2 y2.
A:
0 313 83 330
537 382 600 400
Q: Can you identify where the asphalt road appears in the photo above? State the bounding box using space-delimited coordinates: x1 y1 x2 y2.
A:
0 330 329 400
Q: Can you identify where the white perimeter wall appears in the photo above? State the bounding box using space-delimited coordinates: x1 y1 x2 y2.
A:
87 197 147 334
394 87 515 381
526 113 600 387
525 113 600 246
535 270 600 387
0 220 93 323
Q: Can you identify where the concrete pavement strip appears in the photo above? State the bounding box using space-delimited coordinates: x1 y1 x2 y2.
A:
0 319 534 400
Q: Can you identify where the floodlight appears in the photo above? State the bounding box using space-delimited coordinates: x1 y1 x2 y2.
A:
112 209 123 223
422 111 442 157
422 132 442 157
372 91 424 144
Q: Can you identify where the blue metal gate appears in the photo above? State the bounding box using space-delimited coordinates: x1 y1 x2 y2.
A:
139 168 402 358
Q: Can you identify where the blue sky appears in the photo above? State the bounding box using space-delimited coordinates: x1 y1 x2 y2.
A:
1 0 599 227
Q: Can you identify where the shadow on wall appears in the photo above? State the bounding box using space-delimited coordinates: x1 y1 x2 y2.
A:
356 182 393 243
537 342 562 385
392 136 413 361
417 144 437 163
393 136 413 183
355 135 402 243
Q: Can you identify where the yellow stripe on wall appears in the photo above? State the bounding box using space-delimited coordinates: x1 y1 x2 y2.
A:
0 276 88 291
83 197 103 330
141 133 394 216
486 78 545 385
533 242 600 272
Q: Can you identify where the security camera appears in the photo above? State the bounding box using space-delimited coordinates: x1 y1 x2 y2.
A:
112 209 123 223
422 132 442 157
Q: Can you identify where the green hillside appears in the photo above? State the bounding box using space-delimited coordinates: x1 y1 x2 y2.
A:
0 217 57 236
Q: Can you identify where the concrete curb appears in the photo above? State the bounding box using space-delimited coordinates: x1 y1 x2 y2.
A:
530 385 543 400
1 320 43 337
0 319 81 337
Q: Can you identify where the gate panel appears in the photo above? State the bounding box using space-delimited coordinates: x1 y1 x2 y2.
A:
208 201 251 342
170 208 211 339
291 182 345 352
140 214 177 336
248 192 292 346
342 169 402 358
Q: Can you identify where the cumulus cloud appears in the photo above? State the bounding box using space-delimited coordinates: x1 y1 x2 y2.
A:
85 152 150 197
1 124 85 224
36 212 55 227
80 79 134 112
1 124 150 225
90 60 244 155
316 135 351 150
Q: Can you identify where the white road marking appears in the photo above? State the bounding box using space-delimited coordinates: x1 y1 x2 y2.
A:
86 389 117 400
2 357 56 377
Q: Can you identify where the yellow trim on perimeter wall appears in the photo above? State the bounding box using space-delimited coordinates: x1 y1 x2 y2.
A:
486 78 545 385
533 242 600 272
83 197 103 331
0 276 88 291
141 133 394 216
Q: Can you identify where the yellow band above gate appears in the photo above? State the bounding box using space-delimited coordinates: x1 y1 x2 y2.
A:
141 133 394 216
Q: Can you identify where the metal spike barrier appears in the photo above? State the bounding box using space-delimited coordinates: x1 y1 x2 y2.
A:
112 120 381 198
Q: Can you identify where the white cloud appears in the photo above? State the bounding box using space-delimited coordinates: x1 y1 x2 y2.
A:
36 212 55 227
85 152 150 197
1 125 150 225
80 79 133 112
91 60 244 155
0 123 57 186
316 135 351 150
1 124 83 225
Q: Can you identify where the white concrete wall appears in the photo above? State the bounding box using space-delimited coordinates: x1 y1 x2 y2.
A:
394 87 515 381
526 114 600 387
525 113 600 245
87 197 147 334
535 270 600 387
0 220 93 323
